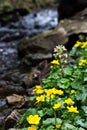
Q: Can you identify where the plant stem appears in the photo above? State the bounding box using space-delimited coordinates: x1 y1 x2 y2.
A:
54 110 57 125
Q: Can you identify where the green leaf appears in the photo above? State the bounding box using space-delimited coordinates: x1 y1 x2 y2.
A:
82 106 87 114
19 108 37 125
63 66 73 76
84 76 87 82
76 119 87 128
58 78 70 89
40 125 54 130
43 118 62 125
79 128 85 130
22 128 28 130
64 123 76 129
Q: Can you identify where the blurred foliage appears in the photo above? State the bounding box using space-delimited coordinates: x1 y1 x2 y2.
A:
0 0 57 12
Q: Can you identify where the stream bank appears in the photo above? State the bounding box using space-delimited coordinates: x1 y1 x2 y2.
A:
0 8 58 129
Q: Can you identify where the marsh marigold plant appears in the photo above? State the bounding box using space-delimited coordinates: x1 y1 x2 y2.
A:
17 41 87 130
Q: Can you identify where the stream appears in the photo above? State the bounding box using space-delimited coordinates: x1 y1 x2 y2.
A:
0 8 58 128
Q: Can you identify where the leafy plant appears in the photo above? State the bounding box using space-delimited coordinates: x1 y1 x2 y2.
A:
17 41 87 130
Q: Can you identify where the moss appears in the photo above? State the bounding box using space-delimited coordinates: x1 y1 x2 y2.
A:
3 1 13 11
0 0 56 13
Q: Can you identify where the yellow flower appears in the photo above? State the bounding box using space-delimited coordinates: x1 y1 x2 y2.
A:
33 85 42 92
56 124 61 129
46 94 54 99
71 90 76 94
74 41 87 48
67 106 79 113
55 90 63 95
74 41 82 47
36 95 45 102
50 65 53 69
28 125 37 130
35 89 44 94
65 98 74 105
45 89 53 96
81 41 87 48
51 60 60 65
27 115 41 125
53 102 62 109
79 59 87 66
35 85 42 89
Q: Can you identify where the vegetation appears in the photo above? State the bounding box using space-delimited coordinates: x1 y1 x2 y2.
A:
0 0 56 12
16 40 87 130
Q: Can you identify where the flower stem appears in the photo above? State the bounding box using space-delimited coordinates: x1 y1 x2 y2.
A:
54 110 57 125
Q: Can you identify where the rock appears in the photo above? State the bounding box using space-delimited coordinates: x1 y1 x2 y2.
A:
0 82 26 97
58 0 87 20
18 27 68 66
5 110 21 129
22 60 50 88
0 99 7 108
6 94 28 108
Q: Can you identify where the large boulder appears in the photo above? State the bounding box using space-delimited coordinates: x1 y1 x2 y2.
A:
58 0 87 20
18 27 67 66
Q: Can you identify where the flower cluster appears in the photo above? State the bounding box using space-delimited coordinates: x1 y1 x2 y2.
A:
74 41 87 48
33 86 64 102
79 59 87 66
53 45 68 64
33 85 79 114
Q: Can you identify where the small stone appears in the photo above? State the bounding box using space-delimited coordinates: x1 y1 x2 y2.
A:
6 94 28 107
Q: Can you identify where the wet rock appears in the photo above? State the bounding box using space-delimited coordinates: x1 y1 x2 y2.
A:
18 27 68 66
0 81 26 97
6 94 28 108
5 110 21 129
58 0 87 20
